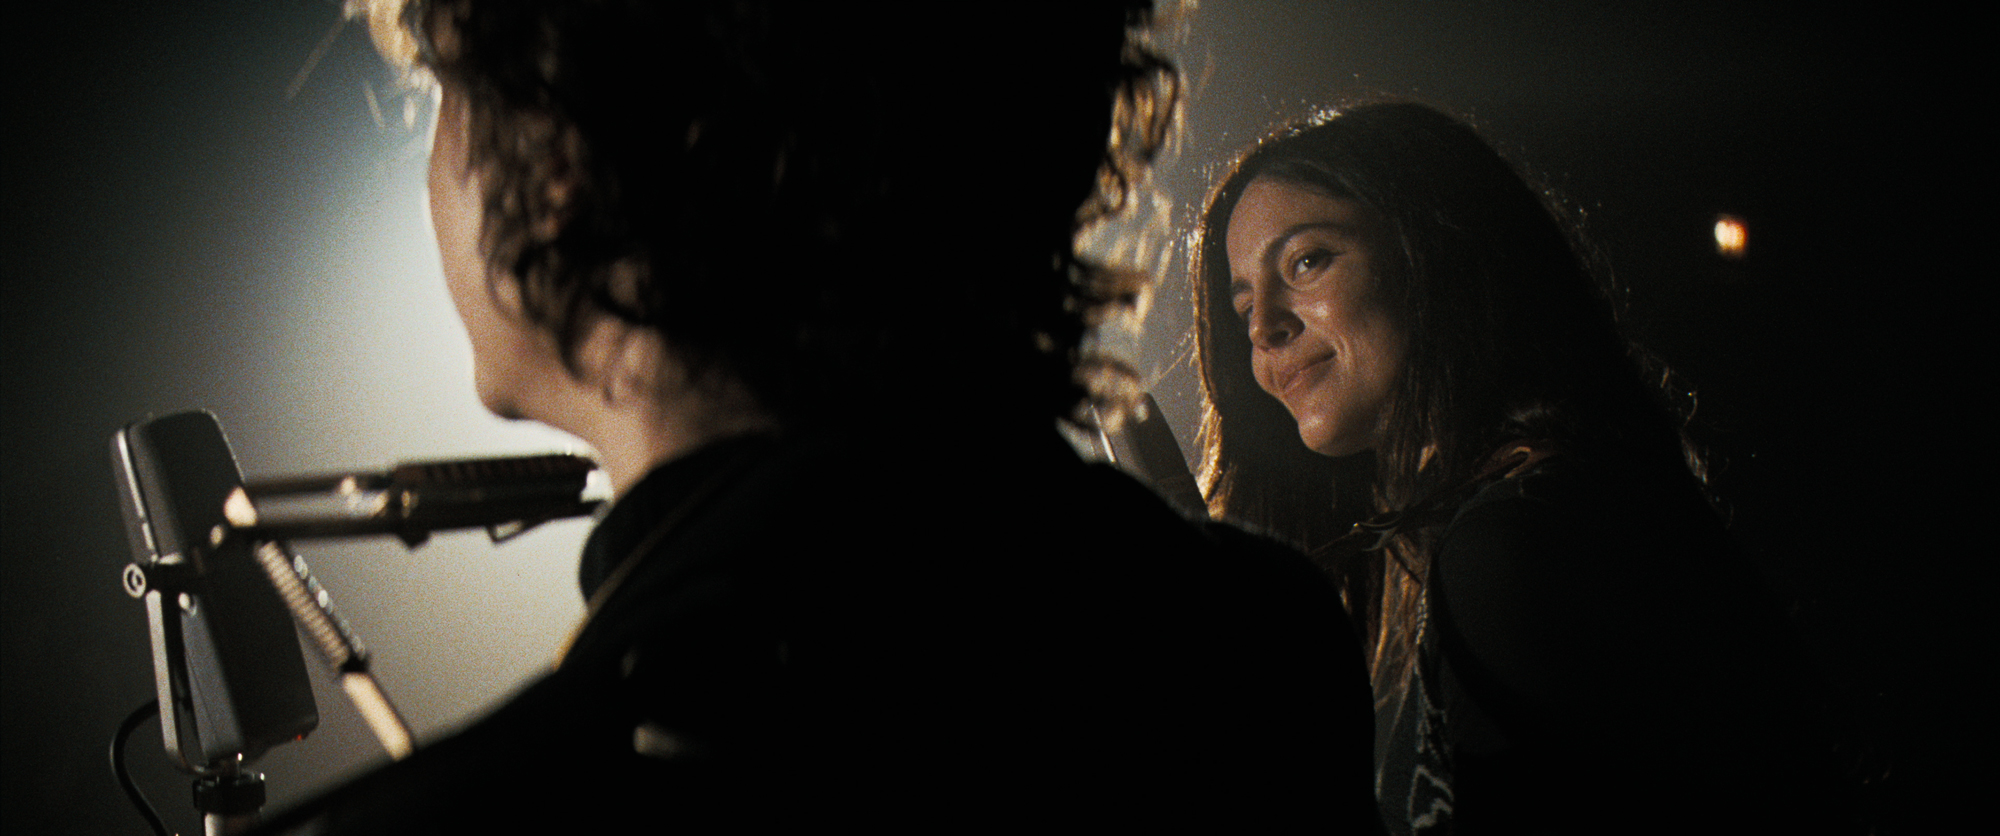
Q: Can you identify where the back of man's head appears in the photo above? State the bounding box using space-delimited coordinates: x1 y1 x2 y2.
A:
372 0 1173 432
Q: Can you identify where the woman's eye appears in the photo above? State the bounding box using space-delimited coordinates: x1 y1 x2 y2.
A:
1290 248 1333 279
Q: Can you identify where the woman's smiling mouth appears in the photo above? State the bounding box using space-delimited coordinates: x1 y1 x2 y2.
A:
1273 352 1336 399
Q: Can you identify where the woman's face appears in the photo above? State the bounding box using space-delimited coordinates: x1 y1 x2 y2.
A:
1224 177 1406 457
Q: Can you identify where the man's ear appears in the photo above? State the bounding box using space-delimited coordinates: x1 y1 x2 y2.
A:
569 314 680 410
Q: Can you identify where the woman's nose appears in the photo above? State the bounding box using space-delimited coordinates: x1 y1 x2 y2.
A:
1248 287 1301 349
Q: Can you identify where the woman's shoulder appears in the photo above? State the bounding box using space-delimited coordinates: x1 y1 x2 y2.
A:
1425 446 1747 688
1421 448 1852 830
1444 444 1725 565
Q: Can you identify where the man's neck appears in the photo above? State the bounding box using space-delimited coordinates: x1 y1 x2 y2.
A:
569 384 776 497
512 322 776 498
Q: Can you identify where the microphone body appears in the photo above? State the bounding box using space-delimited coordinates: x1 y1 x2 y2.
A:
114 410 603 773
112 411 319 770
114 412 603 768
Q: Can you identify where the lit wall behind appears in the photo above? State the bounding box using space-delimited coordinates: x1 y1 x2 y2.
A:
3 3 589 832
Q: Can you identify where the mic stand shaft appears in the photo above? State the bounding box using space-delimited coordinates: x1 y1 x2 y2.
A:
194 759 265 836
249 540 415 760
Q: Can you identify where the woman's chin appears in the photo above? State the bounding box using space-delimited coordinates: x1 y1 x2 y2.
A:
1299 428 1372 459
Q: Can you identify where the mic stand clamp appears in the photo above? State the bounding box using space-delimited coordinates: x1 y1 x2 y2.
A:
192 758 265 836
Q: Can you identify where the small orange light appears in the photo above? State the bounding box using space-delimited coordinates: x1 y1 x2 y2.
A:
1714 215 1747 259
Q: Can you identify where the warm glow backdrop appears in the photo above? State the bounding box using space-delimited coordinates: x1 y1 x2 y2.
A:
4 2 1977 833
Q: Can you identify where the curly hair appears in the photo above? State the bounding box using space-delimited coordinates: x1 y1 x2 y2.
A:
360 0 1177 431
1191 103 1695 690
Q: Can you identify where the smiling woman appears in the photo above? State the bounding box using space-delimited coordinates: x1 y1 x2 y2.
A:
1224 179 1405 457
1192 102 1859 834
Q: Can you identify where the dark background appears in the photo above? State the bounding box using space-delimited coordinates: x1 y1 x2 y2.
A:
3 1 1982 832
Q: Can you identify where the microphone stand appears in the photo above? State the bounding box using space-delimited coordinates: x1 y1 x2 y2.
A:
115 411 602 832
192 759 265 836
213 452 604 760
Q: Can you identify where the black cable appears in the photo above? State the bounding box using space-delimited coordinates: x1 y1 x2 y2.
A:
111 698 173 836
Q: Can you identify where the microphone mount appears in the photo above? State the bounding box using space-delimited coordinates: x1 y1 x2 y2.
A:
222 453 604 547
111 411 606 833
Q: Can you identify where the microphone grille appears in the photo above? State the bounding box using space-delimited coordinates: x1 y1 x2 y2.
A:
389 454 595 487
